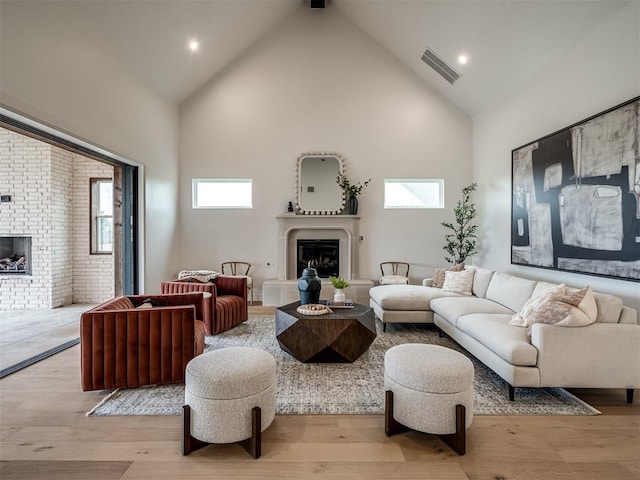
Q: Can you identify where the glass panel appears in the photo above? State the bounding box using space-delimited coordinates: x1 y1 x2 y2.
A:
384 179 444 208
193 179 253 208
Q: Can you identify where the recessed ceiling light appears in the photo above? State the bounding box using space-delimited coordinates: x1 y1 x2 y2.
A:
188 40 199 52
457 55 468 65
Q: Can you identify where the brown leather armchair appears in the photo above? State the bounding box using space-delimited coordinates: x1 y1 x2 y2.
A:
80 293 206 392
161 276 248 335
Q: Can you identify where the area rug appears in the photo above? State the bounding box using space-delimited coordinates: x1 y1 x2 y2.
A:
88 317 600 416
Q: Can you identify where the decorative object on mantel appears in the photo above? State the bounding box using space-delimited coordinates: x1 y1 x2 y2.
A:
442 183 478 264
287 201 294 212
295 152 346 215
329 275 349 303
297 263 321 305
336 173 371 215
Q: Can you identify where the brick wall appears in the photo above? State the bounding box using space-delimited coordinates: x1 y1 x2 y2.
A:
0 127 113 308
72 156 114 303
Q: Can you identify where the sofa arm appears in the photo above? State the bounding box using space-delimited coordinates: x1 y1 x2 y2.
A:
422 278 433 287
215 275 247 299
80 305 201 391
531 322 640 388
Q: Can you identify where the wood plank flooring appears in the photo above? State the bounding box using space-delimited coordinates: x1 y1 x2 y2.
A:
1 306 638 479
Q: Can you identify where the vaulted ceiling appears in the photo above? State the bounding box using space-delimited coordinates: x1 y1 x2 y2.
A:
0 0 633 116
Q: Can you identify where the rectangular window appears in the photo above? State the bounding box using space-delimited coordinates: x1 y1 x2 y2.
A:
384 179 444 209
192 179 253 209
91 178 113 254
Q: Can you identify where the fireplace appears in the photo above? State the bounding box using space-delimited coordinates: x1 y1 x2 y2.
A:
0 236 32 275
297 239 339 278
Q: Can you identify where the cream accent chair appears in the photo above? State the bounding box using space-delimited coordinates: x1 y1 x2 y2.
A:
221 261 254 305
380 262 410 285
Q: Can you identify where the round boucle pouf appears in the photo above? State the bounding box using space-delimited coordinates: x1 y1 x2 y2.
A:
185 347 276 444
384 344 474 435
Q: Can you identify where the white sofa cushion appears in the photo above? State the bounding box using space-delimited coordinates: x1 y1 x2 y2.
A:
431 297 515 327
485 272 537 313
457 314 539 366
369 285 461 311
466 266 495 298
592 292 624 323
380 274 409 285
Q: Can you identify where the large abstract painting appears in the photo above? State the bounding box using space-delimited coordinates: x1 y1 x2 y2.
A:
511 97 640 282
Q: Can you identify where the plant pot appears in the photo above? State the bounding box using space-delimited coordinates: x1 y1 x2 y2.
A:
347 197 358 215
333 289 346 303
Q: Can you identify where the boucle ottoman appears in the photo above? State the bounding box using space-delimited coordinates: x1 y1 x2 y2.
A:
182 347 276 458
384 343 474 455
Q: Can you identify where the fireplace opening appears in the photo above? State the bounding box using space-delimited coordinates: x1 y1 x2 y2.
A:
297 239 339 278
0 236 32 274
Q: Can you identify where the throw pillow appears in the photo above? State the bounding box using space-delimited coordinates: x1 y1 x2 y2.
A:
510 284 566 327
432 263 465 289
441 269 475 296
509 286 598 335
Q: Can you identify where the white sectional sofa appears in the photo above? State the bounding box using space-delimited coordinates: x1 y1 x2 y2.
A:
369 267 640 402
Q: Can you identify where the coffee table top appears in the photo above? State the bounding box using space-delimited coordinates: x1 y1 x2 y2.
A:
275 301 376 363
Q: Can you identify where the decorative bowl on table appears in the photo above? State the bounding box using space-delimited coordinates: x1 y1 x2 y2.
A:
296 304 333 316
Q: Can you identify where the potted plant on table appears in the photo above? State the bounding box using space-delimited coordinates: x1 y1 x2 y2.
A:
336 173 371 215
441 183 478 264
329 275 349 303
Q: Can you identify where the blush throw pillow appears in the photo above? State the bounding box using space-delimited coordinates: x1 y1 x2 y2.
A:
432 263 465 289
441 269 475 296
510 284 566 327
509 286 598 335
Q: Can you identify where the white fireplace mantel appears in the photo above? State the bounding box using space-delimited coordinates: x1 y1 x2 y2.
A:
262 214 373 306
275 214 362 281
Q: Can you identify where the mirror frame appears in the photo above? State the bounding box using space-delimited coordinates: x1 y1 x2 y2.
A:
295 152 346 215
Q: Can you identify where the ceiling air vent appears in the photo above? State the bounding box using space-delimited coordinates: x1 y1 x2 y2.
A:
421 47 461 85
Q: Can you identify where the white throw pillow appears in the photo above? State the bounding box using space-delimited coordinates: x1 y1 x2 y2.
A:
442 269 475 296
509 285 598 335
510 284 566 327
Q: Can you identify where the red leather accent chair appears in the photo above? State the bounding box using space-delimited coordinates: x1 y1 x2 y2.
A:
160 276 248 335
80 293 206 392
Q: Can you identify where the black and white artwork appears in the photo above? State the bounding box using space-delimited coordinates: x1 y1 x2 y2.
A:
511 97 640 282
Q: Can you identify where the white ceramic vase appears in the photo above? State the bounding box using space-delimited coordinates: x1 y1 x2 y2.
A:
333 289 346 303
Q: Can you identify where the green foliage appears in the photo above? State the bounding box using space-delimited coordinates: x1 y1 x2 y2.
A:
441 183 478 265
336 173 371 199
329 276 349 289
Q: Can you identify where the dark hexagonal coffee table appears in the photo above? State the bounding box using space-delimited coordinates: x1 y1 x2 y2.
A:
275 301 377 363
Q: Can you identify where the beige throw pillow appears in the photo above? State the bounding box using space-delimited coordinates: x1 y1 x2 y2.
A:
441 269 475 296
510 284 566 327
432 263 465 289
509 285 598 335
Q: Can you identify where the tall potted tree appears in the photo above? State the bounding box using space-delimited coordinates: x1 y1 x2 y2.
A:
442 183 478 264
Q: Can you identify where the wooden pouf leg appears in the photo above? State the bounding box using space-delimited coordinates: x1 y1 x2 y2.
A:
182 405 209 456
384 390 409 436
239 407 262 459
384 391 467 456
437 404 466 456
182 405 263 459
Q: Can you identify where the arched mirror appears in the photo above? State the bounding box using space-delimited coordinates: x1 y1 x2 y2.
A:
296 152 345 215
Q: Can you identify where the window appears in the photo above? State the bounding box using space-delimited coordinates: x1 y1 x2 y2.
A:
91 178 113 254
192 179 253 209
384 179 444 209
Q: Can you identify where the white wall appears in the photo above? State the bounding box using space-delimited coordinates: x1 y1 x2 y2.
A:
473 2 640 312
0 1 180 294
179 6 472 298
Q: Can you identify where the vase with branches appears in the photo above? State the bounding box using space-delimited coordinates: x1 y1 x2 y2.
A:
442 183 478 264
336 173 371 215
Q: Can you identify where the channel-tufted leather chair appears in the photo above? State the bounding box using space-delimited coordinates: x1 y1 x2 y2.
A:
80 293 206 392
160 275 248 335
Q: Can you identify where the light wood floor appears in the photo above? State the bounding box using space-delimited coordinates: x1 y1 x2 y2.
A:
1 306 638 479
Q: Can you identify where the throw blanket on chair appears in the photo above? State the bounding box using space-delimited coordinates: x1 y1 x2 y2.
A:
178 270 220 283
